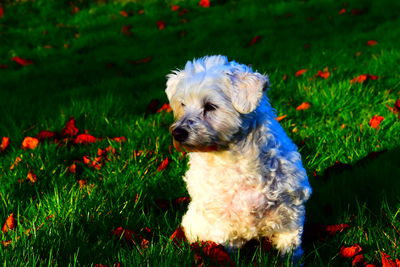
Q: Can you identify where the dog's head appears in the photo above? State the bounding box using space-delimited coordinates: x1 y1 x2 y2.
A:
165 55 269 152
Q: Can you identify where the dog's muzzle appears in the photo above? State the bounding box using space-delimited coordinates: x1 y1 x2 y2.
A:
171 127 189 142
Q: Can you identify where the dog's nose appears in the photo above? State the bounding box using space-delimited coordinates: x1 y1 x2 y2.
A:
172 127 189 142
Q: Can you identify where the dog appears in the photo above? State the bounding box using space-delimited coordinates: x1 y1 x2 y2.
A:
165 55 311 259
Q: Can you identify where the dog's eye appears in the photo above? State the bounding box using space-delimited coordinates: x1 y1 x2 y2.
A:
181 102 185 107
204 102 217 112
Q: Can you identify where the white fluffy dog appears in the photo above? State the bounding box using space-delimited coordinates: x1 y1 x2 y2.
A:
165 55 311 258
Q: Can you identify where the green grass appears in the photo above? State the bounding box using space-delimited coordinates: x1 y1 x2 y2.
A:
1 0 399 266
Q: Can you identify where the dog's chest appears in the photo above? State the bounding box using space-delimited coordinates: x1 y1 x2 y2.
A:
185 152 268 218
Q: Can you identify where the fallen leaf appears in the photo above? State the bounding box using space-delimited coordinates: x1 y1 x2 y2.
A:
315 69 330 79
282 74 288 81
74 133 97 144
247 35 262 46
366 40 378 46
171 5 180 11
156 20 166 30
70 5 79 14
178 8 189 16
1 240 12 247
111 136 127 142
36 130 56 141
129 56 152 64
275 115 287 122
121 25 133 36
381 252 397 267
369 115 384 129
157 103 172 113
26 170 37 183
295 69 308 77
61 117 79 137
0 64 8 68
0 6 4 18
170 227 187 245
338 8 346 14
138 9 145 15
11 56 33 66
296 102 311 111
325 224 350 235
340 244 362 258
112 227 149 248
1 137 10 152
68 163 77 174
157 157 169 171
190 241 235 267
119 10 129 17
78 179 87 188
199 0 210 8
350 74 379 84
387 99 400 115
173 196 191 205
2 213 17 233
21 137 39 150
10 156 22 170
352 254 365 266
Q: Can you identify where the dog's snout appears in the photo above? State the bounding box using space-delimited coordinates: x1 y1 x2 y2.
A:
172 127 189 142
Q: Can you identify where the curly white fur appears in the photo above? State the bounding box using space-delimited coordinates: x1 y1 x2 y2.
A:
165 55 312 258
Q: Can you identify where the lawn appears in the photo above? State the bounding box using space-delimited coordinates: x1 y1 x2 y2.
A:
0 0 399 266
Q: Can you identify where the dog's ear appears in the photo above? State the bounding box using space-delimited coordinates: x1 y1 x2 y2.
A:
228 69 269 114
165 70 185 101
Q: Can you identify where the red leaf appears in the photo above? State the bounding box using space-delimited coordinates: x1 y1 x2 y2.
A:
381 252 397 267
111 136 127 142
369 115 384 129
350 74 379 84
248 35 262 46
119 10 129 17
156 20 166 30
338 8 346 14
190 241 235 266
325 224 350 235
157 158 169 171
170 227 187 245
22 137 39 150
296 102 311 111
0 6 4 18
315 70 330 79
366 40 378 46
340 244 362 258
74 134 97 144
61 117 79 137
275 115 287 122
2 213 17 233
1 137 10 152
199 0 210 8
121 25 133 36
0 64 8 69
129 56 152 64
26 170 37 183
171 5 180 11
352 254 365 266
157 103 172 113
36 130 56 141
68 163 77 174
11 56 33 66
173 196 191 205
295 69 308 76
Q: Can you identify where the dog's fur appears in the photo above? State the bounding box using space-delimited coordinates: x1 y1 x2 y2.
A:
165 55 311 257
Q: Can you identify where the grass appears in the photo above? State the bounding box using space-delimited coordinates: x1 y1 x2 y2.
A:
0 0 399 266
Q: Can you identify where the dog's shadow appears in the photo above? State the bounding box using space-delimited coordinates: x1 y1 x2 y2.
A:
306 147 400 225
235 147 400 266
